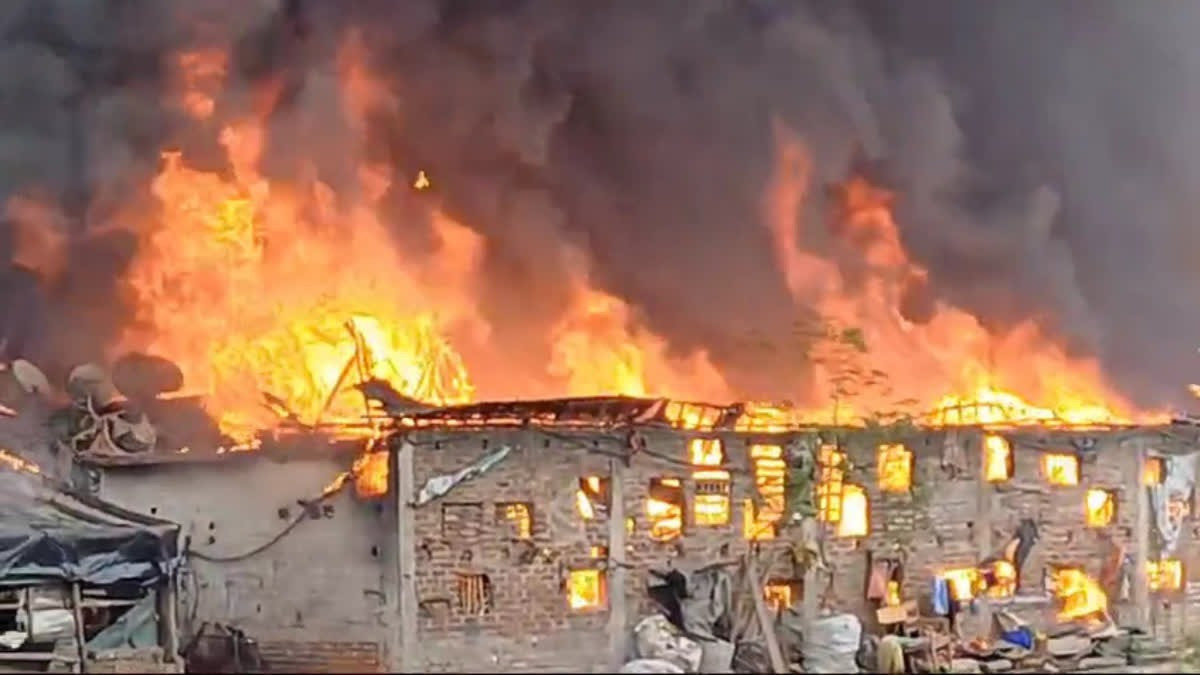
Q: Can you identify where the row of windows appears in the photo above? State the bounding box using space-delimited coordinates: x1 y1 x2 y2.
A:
451 567 799 616
450 439 1166 557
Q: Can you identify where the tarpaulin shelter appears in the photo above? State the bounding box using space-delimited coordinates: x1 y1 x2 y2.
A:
0 464 179 588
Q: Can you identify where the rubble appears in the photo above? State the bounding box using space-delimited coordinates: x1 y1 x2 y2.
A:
631 615 702 672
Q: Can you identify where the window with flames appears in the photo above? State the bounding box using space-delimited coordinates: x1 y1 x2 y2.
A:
816 445 846 523
941 560 1017 601
743 444 786 540
836 485 869 538
983 435 1013 483
763 580 801 612
496 502 533 540
567 569 606 611
647 478 685 541
1049 567 1107 621
1143 457 1165 486
690 439 731 526
876 444 913 493
1042 453 1080 486
576 476 610 520
815 445 869 538
1084 489 1116 528
1148 559 1184 594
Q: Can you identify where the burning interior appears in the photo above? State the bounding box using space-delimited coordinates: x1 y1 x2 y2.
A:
1049 566 1109 623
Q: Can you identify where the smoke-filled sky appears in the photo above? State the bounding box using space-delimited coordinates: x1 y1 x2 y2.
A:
0 0 1196 408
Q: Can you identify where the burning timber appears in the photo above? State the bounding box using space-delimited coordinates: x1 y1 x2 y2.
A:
44 393 1200 673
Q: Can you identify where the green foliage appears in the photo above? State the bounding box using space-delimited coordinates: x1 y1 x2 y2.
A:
741 312 921 425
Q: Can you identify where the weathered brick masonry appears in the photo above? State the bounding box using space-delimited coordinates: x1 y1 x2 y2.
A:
79 400 1200 673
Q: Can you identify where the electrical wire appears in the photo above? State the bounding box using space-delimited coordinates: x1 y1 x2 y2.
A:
186 477 348 563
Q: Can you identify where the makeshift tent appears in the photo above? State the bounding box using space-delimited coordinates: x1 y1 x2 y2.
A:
0 465 179 587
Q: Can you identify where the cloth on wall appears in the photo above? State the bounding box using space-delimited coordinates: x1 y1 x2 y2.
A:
931 578 950 616
1150 452 1198 556
866 559 902 601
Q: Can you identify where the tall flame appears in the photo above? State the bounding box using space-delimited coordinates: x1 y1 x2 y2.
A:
104 33 731 444
765 120 1160 426
1 34 1168 454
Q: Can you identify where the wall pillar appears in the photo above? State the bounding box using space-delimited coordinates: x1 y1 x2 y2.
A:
975 431 994 631
394 441 419 672
1132 439 1151 629
607 457 628 671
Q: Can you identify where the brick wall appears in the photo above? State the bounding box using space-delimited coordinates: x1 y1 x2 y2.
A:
254 640 381 673
407 425 1194 671
410 429 813 672
87 423 1199 674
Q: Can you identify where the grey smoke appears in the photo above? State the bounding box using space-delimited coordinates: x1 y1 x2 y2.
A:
0 0 1194 408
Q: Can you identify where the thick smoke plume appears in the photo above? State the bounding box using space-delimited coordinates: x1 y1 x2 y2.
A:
0 0 1193 408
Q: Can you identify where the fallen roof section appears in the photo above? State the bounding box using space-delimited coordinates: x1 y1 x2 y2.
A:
0 460 179 587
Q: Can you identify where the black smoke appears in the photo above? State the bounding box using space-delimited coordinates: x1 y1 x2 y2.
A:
0 0 1195 408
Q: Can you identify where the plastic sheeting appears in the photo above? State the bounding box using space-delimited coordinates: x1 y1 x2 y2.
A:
800 613 862 674
414 445 512 507
0 468 178 587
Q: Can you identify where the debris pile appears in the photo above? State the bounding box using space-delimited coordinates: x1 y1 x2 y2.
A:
940 613 1178 673
623 560 773 674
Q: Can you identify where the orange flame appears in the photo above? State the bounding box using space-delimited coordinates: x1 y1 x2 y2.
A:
764 119 1163 426
1 32 1171 480
0 449 41 476
95 34 732 448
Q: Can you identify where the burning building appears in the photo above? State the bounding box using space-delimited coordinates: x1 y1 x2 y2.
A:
66 394 1200 672
3 1 1200 672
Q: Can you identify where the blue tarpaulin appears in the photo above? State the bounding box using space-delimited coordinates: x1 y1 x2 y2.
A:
0 464 178 587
